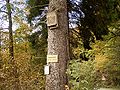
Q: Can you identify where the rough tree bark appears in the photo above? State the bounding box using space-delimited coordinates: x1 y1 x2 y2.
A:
46 0 69 90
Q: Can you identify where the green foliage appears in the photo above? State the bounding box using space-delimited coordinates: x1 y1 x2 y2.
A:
69 0 120 49
102 36 120 87
28 25 48 65
26 0 48 66
26 0 49 23
68 18 120 89
67 59 100 90
92 19 120 87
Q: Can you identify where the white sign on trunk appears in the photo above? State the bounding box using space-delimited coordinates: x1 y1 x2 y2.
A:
44 65 50 75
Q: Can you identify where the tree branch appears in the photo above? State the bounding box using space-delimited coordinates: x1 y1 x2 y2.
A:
0 28 8 30
0 10 8 14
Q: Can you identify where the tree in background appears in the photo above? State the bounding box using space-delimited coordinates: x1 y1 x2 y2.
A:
68 0 120 89
0 0 45 90
6 0 14 60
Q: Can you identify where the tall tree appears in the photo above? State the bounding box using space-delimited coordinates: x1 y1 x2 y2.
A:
6 0 14 60
46 0 69 90
6 0 20 90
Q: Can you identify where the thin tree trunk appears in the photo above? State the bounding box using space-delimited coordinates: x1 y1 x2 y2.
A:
6 0 20 90
46 0 69 90
0 29 2 68
6 0 14 60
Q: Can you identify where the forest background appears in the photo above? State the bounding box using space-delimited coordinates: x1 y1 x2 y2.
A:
0 0 120 90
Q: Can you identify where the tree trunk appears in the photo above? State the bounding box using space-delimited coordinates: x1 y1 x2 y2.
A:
0 29 2 68
46 0 69 90
6 0 20 90
6 0 14 60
